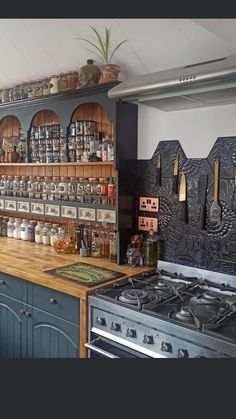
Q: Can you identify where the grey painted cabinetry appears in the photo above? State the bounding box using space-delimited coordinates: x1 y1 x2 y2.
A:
0 272 80 358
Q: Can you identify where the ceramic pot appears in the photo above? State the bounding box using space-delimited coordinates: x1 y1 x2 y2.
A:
99 64 120 84
78 59 102 87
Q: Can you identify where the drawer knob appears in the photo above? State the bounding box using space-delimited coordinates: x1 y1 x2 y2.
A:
49 298 57 304
0 280 6 285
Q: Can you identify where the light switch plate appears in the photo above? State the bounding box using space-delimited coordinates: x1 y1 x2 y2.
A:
139 197 159 212
138 216 158 232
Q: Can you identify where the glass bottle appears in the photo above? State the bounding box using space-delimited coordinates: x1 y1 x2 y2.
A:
7 217 15 238
1 217 9 236
6 176 14 196
144 229 163 267
108 176 116 206
19 176 28 198
13 218 22 240
27 176 36 199
20 219 29 241
68 177 77 202
42 176 52 200
49 176 60 201
91 229 101 258
76 177 86 203
59 176 68 200
109 231 117 262
42 222 52 245
84 178 92 204
50 223 60 246
0 175 7 196
35 176 43 199
13 176 20 197
96 177 109 205
35 221 44 244
28 220 37 242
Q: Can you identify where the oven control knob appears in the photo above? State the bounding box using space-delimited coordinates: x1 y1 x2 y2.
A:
126 328 136 338
111 322 121 332
161 341 172 352
96 316 106 326
143 334 154 345
177 348 189 358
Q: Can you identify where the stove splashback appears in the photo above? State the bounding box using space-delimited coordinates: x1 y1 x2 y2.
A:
137 137 236 275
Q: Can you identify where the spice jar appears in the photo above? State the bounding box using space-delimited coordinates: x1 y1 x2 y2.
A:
35 176 43 199
27 176 36 199
28 220 37 242
13 176 20 197
49 176 60 201
35 221 44 244
20 219 29 241
1 217 9 237
50 223 60 246
13 218 22 240
42 176 52 200
6 176 14 196
42 222 52 245
68 177 77 202
0 175 7 196
76 177 87 203
19 176 28 198
59 176 68 200
7 217 15 238
96 177 109 205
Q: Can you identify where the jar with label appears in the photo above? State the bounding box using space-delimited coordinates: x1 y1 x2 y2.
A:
13 176 20 197
108 177 116 206
96 177 108 205
42 177 52 200
35 221 44 243
28 220 37 242
1 217 9 237
42 223 52 245
19 176 28 198
7 217 15 238
49 75 59 94
58 73 67 92
49 176 60 201
5 176 14 196
84 178 92 204
59 176 68 200
27 176 36 198
68 177 77 202
35 176 43 199
89 177 98 204
13 218 22 240
76 177 86 203
50 223 60 246
20 219 29 241
0 175 6 196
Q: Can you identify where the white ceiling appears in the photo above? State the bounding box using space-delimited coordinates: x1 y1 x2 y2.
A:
1 18 236 88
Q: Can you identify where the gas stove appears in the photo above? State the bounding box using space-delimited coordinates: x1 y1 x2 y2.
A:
87 262 236 358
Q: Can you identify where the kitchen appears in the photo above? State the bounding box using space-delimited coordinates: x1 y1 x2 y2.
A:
0 18 236 359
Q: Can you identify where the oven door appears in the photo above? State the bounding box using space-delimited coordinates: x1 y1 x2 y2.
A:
85 333 151 358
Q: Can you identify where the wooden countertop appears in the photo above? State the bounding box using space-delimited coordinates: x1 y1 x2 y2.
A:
0 237 152 300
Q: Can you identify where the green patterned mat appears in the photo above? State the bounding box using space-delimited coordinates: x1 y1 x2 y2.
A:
45 262 124 287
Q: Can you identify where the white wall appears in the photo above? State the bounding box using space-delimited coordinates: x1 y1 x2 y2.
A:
138 103 236 159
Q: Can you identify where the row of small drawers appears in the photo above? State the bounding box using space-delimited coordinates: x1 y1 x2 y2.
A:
0 199 116 223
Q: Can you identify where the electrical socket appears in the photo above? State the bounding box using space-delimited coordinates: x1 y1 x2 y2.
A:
139 197 159 212
138 216 158 232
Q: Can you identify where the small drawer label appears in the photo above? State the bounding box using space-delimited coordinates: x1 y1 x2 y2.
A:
0 199 4 209
5 200 17 211
45 204 60 217
96 209 116 224
17 201 30 213
78 207 96 221
61 206 77 219
31 203 44 214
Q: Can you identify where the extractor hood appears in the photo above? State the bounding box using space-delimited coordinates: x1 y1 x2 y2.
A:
108 56 236 111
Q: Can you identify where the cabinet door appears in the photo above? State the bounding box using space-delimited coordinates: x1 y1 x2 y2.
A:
27 307 80 358
0 293 27 358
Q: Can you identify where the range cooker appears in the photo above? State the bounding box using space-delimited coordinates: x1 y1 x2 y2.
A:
86 261 236 358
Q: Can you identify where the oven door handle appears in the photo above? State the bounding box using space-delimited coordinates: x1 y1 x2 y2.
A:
85 338 119 358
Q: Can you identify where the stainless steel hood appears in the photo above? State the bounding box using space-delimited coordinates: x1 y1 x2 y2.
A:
108 56 236 111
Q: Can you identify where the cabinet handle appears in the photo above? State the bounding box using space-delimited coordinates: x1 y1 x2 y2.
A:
49 298 57 304
0 280 6 285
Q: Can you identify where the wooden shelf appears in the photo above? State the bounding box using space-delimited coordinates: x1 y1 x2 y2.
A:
0 161 114 167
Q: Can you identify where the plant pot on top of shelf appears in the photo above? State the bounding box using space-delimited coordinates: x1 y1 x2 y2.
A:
99 64 120 84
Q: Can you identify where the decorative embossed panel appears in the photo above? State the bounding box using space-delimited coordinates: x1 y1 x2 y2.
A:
137 138 236 275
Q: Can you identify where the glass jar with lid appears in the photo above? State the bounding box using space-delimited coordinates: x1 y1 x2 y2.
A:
6 176 14 196
42 177 52 200
50 223 60 246
35 221 44 244
68 177 77 202
58 73 67 92
7 217 15 238
76 177 86 203
42 222 52 245
13 176 20 197
2 217 9 236
0 175 6 196
13 218 22 240
84 178 92 204
27 176 36 199
35 176 43 199
20 219 29 241
89 177 98 204
49 176 60 201
96 177 109 205
59 176 68 200
53 227 69 252
28 220 37 242
19 176 28 198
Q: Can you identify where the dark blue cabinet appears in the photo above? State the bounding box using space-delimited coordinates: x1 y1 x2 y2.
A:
0 293 27 358
0 273 80 358
27 306 80 358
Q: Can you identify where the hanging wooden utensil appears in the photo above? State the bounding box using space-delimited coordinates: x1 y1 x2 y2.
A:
172 154 179 194
153 153 161 186
179 172 188 222
197 174 208 230
210 159 222 223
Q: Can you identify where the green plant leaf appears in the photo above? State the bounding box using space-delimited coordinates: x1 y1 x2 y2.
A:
89 26 107 61
109 39 127 64
105 27 110 63
76 37 105 61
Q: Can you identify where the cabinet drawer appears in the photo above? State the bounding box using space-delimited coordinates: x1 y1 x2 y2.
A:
0 272 27 302
27 283 80 324
45 204 60 217
17 201 30 213
78 207 96 221
5 200 17 211
0 199 4 209
97 209 116 224
61 205 77 219
31 202 44 215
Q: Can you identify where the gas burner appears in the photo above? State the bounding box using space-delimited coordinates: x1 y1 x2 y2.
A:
201 290 222 302
119 289 150 305
153 279 169 290
176 305 194 321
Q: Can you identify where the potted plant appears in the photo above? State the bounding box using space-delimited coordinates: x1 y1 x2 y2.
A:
76 26 127 84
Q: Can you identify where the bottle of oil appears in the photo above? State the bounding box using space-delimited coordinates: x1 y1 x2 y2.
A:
144 229 163 267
